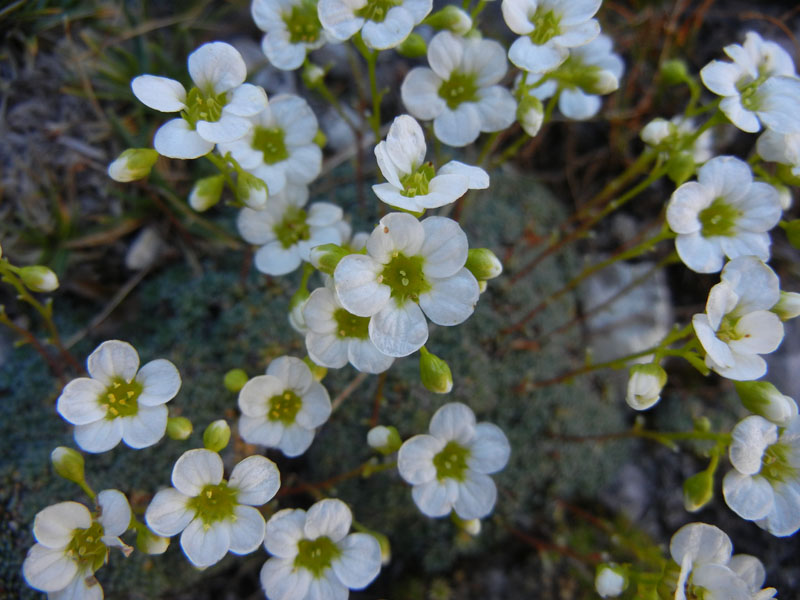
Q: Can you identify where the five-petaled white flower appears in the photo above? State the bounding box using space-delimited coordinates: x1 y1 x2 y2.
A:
666 156 782 273
692 256 784 381
723 414 800 537
700 31 800 134
23 490 132 600
318 0 431 49
641 115 713 167
397 402 510 519
132 42 267 159
334 212 480 357
237 185 344 276
373 115 489 212
238 356 332 456
757 129 800 177
145 449 280 567
252 0 331 71
56 340 181 453
501 0 601 74
401 31 517 147
219 93 322 196
261 498 382 600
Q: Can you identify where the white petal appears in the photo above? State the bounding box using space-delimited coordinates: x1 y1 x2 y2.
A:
369 301 428 357
34 502 91 548
721 96 761 133
332 533 381 589
666 181 710 234
284 145 323 185
228 505 266 554
271 94 319 144
228 455 281 505
501 0 535 35
121 405 167 449
697 156 753 202
87 340 139 385
412 479 458 517
762 480 800 536
135 359 181 406
74 418 124 453
467 423 511 474
145 488 194 537
196 114 252 144
153 118 214 159
97 489 131 537
180 518 231 567
262 33 308 72
714 351 768 381
553 18 600 46
347 339 394 374
721 256 780 313
254 241 303 276
367 212 425 263
453 471 497 520
237 206 277 245
401 68 446 121
238 375 284 417
730 415 777 475
692 563 752 600
475 86 518 131
700 60 741 96
419 216 468 278
56 378 106 425
508 37 567 74
676 232 725 273
278 424 316 457
188 42 246 93
306 332 350 368
317 0 364 41
267 355 313 391
131 75 186 112
728 554 767 591
295 382 331 429
386 115 427 174
728 311 783 355
261 557 312 600
463 37 508 86
303 288 338 333
433 103 481 147
239 415 285 447
559 88 601 120
722 470 774 520
693 314 734 369
171 448 224 496
304 498 352 542
375 142 403 188
48 571 103 600
307 574 349 600
334 254 390 317
398 434 443 484
361 6 413 50
226 83 268 117
427 31 463 80
22 544 78 592
758 76 800 134
438 161 489 189
669 522 732 567
430 402 476 442
265 508 307 558
307 202 343 227
419 269 479 326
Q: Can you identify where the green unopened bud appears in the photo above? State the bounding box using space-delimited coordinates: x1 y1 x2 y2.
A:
203 419 230 452
224 369 249 392
313 129 327 148
773 291 800 321
189 174 225 212
776 163 800 188
595 564 628 598
51 447 85 485
666 151 696 186
693 415 711 432
237 172 268 210
451 512 481 535
309 243 349 274
625 363 667 410
302 62 326 88
372 531 391 565
660 59 690 86
516 93 544 137
735 380 798 426
367 425 402 455
586 69 619 95
425 5 472 34
303 356 327 381
465 248 503 281
419 347 453 394
396 33 427 58
166 416 193 440
683 469 714 512
108 148 159 182
19 265 59 292
136 527 169 554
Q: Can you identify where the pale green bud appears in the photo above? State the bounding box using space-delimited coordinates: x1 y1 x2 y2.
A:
772 291 800 321
516 94 544 137
224 369 249 392
136 527 169 554
367 425 402 455
683 469 714 512
419 347 453 394
313 129 327 148
595 564 627 598
450 512 481 535
660 59 690 85
20 265 59 292
666 151 696 186
166 417 193 440
51 446 85 485
189 174 225 212
303 356 327 381
309 243 349 274
625 363 667 410
237 172 268 210
372 531 391 565
302 62 326 88
587 69 619 95
425 5 472 35
203 419 230 452
108 148 159 182
735 380 798 426
396 33 427 58
465 248 503 281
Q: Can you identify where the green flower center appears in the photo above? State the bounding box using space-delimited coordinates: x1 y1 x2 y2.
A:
400 163 435 197
333 308 370 339
187 482 239 526
698 197 740 238
761 442 797 484
267 390 303 424
528 8 561 45
66 522 107 573
438 71 480 110
283 0 322 44
715 315 743 344
433 440 471 481
182 87 227 127
379 252 431 304
252 127 289 165
274 207 310 249
736 73 768 112
295 536 341 577
100 377 142 419
354 0 400 23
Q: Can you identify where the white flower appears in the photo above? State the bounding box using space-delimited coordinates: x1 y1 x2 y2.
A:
700 31 800 134
238 356 332 456
252 0 331 71
723 414 800 537
333 212 480 357
23 490 131 599
56 340 181 453
372 115 489 212
641 116 713 165
303 283 395 374
261 498 382 600
625 363 667 411
692 256 784 380
237 185 344 276
218 94 322 196
132 42 268 159
757 129 800 177
401 31 517 147
666 156 782 273
397 402 510 519
502 0 601 74
595 565 626 598
145 449 280 567
318 0 431 49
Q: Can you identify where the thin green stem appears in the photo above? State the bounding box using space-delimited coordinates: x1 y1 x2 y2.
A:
204 152 236 191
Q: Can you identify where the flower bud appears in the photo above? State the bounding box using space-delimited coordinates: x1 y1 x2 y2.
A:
309 243 349 275
772 291 800 321
189 174 225 212
465 248 503 281
302 62 325 88
237 172 268 210
595 564 627 598
735 380 798 426
203 419 230 452
136 527 169 554
516 94 544 137
683 469 714 512
625 363 667 410
640 118 671 146
587 70 619 95
108 148 159 182
419 347 453 394
396 33 427 58
462 518 481 535
166 416 193 440
19 265 59 292
223 369 249 393
367 425 402 455
288 288 311 334
313 129 327 148
425 5 472 35
660 58 690 85
775 184 792 211
371 531 391 565
666 151 696 186
303 356 327 381
51 446 85 485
